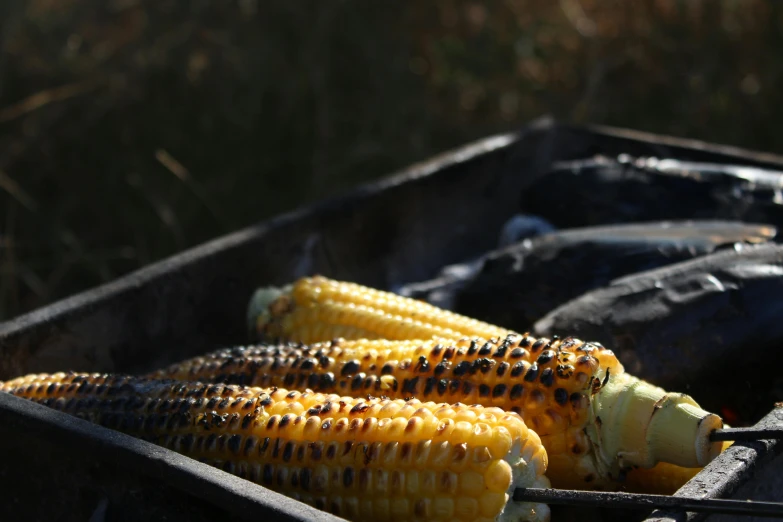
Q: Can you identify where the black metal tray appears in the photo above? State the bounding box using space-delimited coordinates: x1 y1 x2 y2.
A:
3 116 783 522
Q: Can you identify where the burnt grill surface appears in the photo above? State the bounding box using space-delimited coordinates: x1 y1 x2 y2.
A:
2 118 783 521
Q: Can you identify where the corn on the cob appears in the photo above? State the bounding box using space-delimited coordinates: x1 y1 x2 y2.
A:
1 372 551 522
249 275 513 343
249 276 725 492
150 336 723 491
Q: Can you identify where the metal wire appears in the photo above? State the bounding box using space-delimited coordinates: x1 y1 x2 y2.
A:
711 427 783 442
513 488 783 518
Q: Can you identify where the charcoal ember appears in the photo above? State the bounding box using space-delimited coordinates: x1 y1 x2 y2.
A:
397 260 483 310
533 242 783 424
397 213 556 308
521 154 783 228
402 220 776 329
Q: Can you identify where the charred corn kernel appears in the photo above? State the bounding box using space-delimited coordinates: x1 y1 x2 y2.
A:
152 334 723 490
248 275 512 343
1 372 551 522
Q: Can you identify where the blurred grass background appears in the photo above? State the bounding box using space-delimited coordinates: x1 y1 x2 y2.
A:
1 0 781 320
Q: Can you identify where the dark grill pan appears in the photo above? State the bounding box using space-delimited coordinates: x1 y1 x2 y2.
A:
2 116 783 521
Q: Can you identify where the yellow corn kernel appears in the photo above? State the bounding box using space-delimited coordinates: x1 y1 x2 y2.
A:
455 497 480 519
249 275 513 343
1 372 551 522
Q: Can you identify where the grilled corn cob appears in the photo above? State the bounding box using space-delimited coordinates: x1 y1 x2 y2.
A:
249 275 513 343
1 372 551 522
249 276 726 492
150 336 723 490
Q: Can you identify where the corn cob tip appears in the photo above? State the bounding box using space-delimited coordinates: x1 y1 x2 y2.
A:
589 372 723 477
247 284 291 334
498 431 552 522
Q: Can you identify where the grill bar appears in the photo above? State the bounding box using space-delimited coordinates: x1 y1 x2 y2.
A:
645 405 783 522
711 427 783 442
513 488 783 518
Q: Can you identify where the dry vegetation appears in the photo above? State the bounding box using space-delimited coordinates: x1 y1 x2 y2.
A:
1 0 781 320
